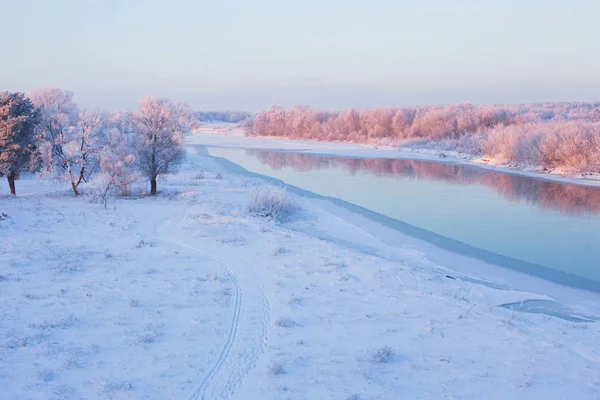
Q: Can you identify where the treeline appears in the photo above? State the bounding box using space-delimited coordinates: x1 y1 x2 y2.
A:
195 111 251 123
242 103 600 173
0 88 192 196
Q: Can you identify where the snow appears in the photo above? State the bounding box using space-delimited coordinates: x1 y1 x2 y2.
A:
1 135 600 399
190 127 600 188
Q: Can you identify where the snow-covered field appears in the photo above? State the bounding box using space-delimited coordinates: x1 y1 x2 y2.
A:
194 124 600 188
2 137 600 399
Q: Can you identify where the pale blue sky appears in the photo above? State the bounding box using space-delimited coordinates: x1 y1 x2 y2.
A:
2 0 599 111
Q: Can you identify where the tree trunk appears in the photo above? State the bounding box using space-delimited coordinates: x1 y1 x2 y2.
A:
66 165 80 196
7 172 16 196
150 178 157 195
75 167 85 187
71 180 80 196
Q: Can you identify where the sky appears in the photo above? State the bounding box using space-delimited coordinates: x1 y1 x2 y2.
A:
1 0 600 111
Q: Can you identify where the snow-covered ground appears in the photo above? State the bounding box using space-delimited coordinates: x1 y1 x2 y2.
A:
193 124 600 188
2 137 600 399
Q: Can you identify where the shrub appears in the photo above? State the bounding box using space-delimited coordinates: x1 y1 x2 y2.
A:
537 121 600 172
271 247 288 256
274 317 297 328
88 187 111 209
247 186 297 222
481 121 600 172
268 363 286 376
370 346 395 364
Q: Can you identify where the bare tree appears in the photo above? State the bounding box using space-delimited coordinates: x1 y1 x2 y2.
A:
131 97 191 195
0 91 40 195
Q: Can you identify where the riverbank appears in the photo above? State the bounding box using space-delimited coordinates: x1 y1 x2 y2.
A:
192 125 600 188
1 140 599 399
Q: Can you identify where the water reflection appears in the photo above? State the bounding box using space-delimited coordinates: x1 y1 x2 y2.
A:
247 149 600 215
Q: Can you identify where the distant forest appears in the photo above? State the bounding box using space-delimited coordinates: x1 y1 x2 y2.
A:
241 103 600 173
195 111 252 123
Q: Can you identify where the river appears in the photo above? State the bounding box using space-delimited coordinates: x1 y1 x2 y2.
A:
208 147 600 291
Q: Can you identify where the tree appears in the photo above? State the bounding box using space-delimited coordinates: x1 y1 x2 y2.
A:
31 88 105 196
131 97 191 195
66 110 107 195
97 112 138 196
0 91 40 195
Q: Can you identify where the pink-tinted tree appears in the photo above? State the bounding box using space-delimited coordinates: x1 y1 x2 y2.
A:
243 102 600 173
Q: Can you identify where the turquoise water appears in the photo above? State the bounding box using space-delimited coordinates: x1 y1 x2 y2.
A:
209 147 600 285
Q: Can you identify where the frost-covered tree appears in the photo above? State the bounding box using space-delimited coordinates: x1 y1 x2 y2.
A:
0 91 40 195
130 97 191 195
97 112 138 196
31 88 106 196
29 88 78 135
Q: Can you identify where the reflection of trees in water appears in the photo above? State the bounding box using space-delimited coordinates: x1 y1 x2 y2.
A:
247 149 600 215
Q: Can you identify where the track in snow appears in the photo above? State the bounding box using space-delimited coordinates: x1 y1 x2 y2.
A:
154 218 270 400
187 255 242 400
211 269 271 399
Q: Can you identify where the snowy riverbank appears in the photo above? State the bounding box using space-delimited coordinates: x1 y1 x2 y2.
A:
192 125 600 188
1 139 600 399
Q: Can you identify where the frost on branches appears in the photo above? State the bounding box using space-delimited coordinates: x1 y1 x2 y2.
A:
97 112 138 197
130 97 191 195
30 88 107 196
28 89 192 197
244 103 600 174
